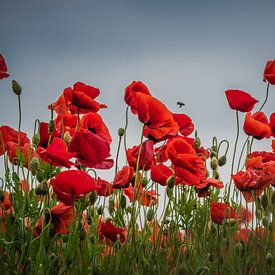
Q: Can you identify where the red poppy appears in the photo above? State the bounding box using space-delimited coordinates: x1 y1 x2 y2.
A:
263 60 275 84
195 178 224 197
172 113 194 136
69 128 113 169
50 170 99 205
38 122 60 148
38 137 76 168
248 151 275 163
225 90 258 112
210 202 239 225
0 126 30 155
35 203 73 237
150 163 173 186
0 53 9 80
80 112 112 145
270 112 275 137
272 140 275 152
154 144 169 163
113 166 134 188
243 112 271 139
125 81 151 114
51 82 106 115
54 114 78 136
96 178 114 197
126 140 154 171
98 220 125 243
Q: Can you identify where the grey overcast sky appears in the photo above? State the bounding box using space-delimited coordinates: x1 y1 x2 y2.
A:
0 0 274 179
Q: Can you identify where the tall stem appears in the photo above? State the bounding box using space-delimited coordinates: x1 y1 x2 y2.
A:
259 82 270 111
17 95 22 145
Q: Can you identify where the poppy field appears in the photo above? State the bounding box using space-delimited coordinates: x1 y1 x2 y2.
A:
0 53 275 274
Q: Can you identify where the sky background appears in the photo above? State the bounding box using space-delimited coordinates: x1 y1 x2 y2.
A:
0 0 274 181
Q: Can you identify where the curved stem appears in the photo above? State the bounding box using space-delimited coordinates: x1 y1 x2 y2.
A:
115 136 122 174
236 137 250 172
123 106 129 155
259 82 270 111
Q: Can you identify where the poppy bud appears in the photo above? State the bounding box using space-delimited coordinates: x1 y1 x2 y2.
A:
118 128 125 137
271 190 275 204
262 216 269 228
48 120 54 134
32 133 40 146
146 208 154 222
218 155 227 166
12 80 22 95
30 157 40 174
97 206 103 215
266 253 273 266
36 168 44 183
213 170 220 180
120 195 126 209
167 175 175 189
35 181 49 196
89 191 97 205
194 137 201 148
211 145 217 152
261 194 268 210
210 157 218 170
142 177 148 187
63 131 72 145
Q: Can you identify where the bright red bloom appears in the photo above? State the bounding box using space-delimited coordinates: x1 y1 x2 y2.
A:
272 140 275 152
125 81 151 114
38 137 76 168
0 126 30 155
210 202 239 225
35 203 73 237
98 220 125 243
50 170 99 205
154 144 169 163
96 178 114 197
126 140 154 171
150 164 173 186
195 178 224 197
263 60 275 84
54 114 78 135
172 113 194 136
243 112 271 139
0 53 9 80
225 90 258 112
38 122 60 148
113 166 134 188
80 112 112 145
51 82 106 115
69 129 113 169
270 112 275 137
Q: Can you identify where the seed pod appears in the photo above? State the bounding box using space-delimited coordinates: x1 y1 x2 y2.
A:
146 208 154 221
12 80 22 95
118 128 125 137
167 175 175 189
194 137 201 148
30 157 40 173
266 253 273 266
218 155 227 166
261 194 268 210
36 168 44 182
120 195 126 209
89 191 97 205
32 133 40 146
210 157 218 170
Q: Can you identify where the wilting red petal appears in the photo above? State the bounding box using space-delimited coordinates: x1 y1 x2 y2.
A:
0 53 9 80
263 60 275 84
172 113 194 136
225 90 258 112
151 163 173 186
96 178 114 197
210 202 239 225
243 112 271 140
98 220 125 243
73 82 100 99
113 166 134 188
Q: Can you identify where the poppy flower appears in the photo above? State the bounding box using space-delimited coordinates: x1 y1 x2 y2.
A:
38 137 77 168
172 113 194 136
35 203 73 237
243 112 271 139
96 178 114 197
225 90 258 112
272 140 275 152
50 170 99 205
0 125 30 155
195 178 224 197
126 140 154 171
54 114 78 136
210 202 239 225
263 60 275 84
69 129 113 169
80 112 112 145
113 166 134 188
98 220 125 243
150 164 173 186
38 122 60 148
0 53 9 80
270 112 275 137
125 81 151 114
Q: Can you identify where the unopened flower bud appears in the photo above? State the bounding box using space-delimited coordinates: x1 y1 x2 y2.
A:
48 120 55 134
89 191 97 205
63 131 72 145
36 168 44 183
194 137 201 148
166 186 173 198
35 181 49 196
12 80 22 95
210 157 218 170
213 170 220 180
266 253 273 266
32 133 40 146
142 177 148 187
261 194 268 210
218 155 227 166
118 128 125 137
120 195 126 209
167 175 175 189
146 208 154 222
30 157 40 173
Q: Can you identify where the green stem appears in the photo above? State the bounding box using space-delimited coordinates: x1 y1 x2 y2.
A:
17 95 22 145
115 136 122 174
259 82 270 111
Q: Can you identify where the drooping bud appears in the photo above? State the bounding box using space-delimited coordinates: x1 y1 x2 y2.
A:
89 191 97 205
12 80 22 95
32 133 40 146
146 208 154 222
118 128 125 137
218 155 227 166
210 157 218 170
194 137 201 148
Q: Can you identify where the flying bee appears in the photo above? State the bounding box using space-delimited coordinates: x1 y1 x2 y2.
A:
177 101 185 108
